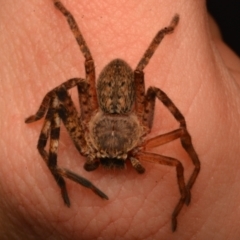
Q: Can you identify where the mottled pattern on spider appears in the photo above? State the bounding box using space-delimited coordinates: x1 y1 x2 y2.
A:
25 0 200 231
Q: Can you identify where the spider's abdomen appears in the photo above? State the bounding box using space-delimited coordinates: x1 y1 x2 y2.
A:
89 112 142 159
97 59 135 114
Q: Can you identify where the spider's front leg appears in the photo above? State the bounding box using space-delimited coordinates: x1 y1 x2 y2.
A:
136 14 179 72
53 0 98 120
25 79 108 206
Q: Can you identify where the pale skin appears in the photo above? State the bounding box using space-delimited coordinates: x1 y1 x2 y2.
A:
0 0 240 239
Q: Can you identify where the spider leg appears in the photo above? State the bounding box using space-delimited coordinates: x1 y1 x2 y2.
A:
36 96 71 206
25 78 86 123
56 168 108 200
26 79 108 204
55 85 88 155
55 86 108 199
53 0 98 120
53 0 92 60
136 14 179 72
39 98 107 205
135 151 187 232
144 86 200 205
25 91 52 123
143 129 184 149
134 71 146 127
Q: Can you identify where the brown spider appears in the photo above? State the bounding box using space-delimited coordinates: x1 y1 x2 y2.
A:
25 0 200 231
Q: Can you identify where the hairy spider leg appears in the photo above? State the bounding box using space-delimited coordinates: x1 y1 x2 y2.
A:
55 86 108 200
134 74 189 231
143 87 200 204
26 79 108 204
53 0 98 121
34 96 71 206
134 71 146 127
135 84 200 231
132 14 200 231
136 14 179 72
134 14 179 127
25 78 86 123
135 152 187 232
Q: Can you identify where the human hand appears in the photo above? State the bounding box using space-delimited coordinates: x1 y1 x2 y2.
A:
0 0 240 239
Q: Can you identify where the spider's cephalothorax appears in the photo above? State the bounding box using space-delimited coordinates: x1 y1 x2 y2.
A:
25 0 200 231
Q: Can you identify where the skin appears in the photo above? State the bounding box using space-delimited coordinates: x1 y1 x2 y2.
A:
1 0 240 239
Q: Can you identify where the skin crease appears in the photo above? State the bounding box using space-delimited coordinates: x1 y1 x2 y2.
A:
0 0 240 239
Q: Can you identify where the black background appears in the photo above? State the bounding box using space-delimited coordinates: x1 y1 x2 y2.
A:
207 0 240 56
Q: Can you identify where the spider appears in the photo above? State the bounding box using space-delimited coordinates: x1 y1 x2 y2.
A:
25 0 200 232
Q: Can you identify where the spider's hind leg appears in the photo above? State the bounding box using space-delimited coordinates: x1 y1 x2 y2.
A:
136 152 187 231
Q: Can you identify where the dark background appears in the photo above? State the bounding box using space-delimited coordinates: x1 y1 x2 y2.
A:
207 0 240 56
